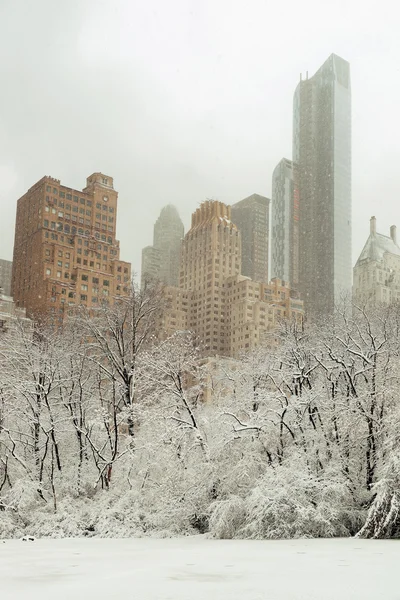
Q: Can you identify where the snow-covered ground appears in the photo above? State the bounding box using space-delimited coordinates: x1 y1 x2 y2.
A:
0 537 397 599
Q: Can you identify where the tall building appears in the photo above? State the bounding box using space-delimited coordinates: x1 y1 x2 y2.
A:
141 204 184 288
180 200 241 355
231 194 270 283
353 217 400 306
0 292 31 337
0 259 12 296
141 246 161 286
12 173 131 323
293 53 352 315
158 200 303 357
271 159 295 284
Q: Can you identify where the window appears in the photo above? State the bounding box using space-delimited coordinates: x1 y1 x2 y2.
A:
92 277 99 284
80 294 87 301
46 268 51 275
66 193 72 200
103 279 109 287
81 284 88 291
73 195 78 202
81 274 88 281
56 271 61 278
57 261 62 267
44 219 49 227
59 191 65 198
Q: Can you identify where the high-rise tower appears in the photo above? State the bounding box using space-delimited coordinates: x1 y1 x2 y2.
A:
141 204 184 288
180 200 241 354
231 194 270 283
293 53 351 315
12 173 131 323
271 159 295 285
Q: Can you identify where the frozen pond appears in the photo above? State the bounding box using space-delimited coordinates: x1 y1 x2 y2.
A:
0 536 398 599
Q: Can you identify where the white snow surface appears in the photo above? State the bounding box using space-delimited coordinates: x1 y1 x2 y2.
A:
0 536 397 600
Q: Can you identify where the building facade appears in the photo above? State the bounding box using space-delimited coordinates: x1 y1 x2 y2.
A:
158 200 303 357
141 245 161 286
293 53 352 316
141 204 184 288
271 159 295 284
12 173 131 323
353 217 400 306
0 259 12 296
231 194 270 284
0 292 31 336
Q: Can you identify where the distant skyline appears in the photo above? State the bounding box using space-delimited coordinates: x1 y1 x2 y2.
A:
0 0 399 281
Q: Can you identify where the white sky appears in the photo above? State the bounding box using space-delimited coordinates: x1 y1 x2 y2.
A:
0 0 398 278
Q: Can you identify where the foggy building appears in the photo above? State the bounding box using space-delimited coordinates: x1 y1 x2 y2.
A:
12 173 131 323
231 194 270 283
141 204 184 288
353 217 400 305
271 159 294 284
141 246 161 286
293 53 352 316
158 200 304 357
0 259 12 296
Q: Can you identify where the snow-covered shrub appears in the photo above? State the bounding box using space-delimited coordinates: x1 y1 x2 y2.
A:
208 496 246 539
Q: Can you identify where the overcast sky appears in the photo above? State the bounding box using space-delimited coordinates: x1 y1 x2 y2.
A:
0 0 398 279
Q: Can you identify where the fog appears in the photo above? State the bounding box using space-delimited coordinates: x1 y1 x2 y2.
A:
0 0 398 276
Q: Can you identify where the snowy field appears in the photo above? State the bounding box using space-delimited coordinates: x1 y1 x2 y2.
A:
0 536 398 599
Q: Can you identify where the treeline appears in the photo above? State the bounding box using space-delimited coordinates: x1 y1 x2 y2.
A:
1 285 400 539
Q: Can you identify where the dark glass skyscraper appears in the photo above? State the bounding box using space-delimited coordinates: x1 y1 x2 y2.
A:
293 53 351 316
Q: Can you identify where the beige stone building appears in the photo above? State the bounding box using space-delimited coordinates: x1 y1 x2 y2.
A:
158 200 304 357
12 173 131 324
353 217 400 306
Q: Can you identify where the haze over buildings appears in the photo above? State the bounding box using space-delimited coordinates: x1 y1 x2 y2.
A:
0 1 398 280
158 200 303 357
141 205 184 288
293 53 352 315
271 159 294 284
0 259 12 296
231 194 270 284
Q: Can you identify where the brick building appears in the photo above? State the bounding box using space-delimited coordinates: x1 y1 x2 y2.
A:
12 173 131 324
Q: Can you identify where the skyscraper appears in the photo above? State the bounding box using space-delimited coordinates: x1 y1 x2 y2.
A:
271 159 295 285
293 53 351 315
157 200 304 357
0 259 13 296
12 173 131 323
141 204 184 288
231 194 270 283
